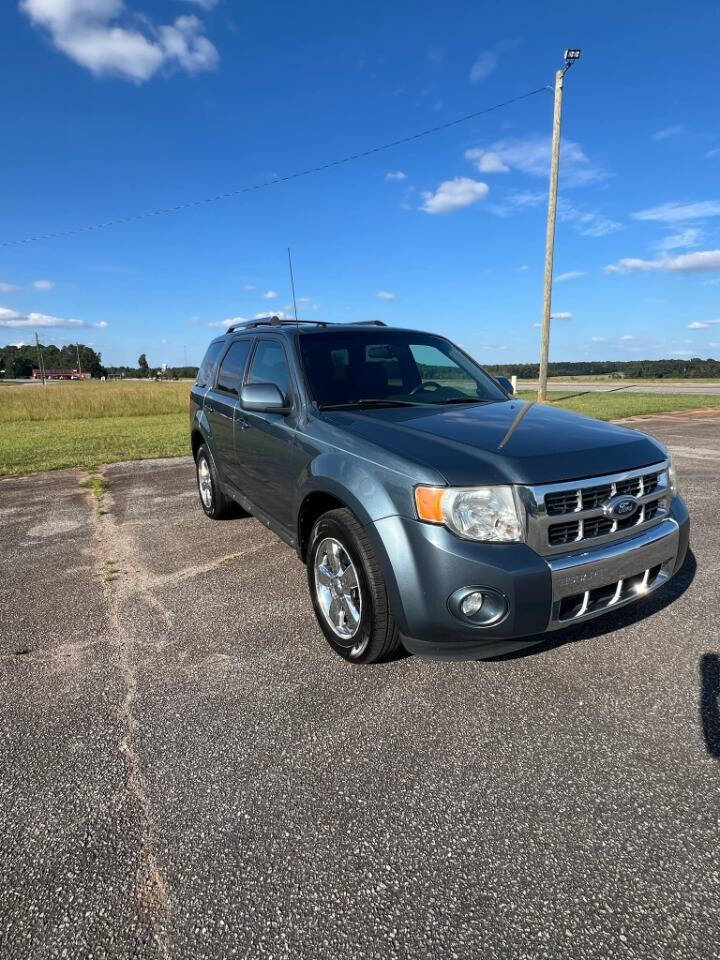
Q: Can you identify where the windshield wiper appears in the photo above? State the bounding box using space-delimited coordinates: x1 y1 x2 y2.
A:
433 397 491 405
317 399 421 410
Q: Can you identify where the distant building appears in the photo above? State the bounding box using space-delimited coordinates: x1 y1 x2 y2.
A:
31 369 91 380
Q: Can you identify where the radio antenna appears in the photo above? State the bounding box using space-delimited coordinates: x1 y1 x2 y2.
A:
287 247 299 326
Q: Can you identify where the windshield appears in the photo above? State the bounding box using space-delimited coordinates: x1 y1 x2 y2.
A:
298 330 507 408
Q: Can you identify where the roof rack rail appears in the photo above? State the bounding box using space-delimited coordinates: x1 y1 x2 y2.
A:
226 316 328 333
350 320 387 327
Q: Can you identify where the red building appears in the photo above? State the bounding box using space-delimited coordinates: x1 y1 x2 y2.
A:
31 369 91 380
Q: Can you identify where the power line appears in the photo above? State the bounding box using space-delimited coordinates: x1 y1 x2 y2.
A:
0 85 549 248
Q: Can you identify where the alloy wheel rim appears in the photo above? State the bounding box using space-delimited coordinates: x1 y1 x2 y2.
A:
198 457 213 509
313 537 366 653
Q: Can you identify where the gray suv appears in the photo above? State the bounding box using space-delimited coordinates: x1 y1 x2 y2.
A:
190 317 689 663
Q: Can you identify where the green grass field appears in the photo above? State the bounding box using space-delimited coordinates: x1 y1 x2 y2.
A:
0 381 189 476
1 379 719 477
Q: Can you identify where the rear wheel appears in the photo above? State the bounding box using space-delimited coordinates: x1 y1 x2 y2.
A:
307 508 401 664
195 443 233 519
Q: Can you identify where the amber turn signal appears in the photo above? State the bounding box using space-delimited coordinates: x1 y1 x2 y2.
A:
414 486 446 523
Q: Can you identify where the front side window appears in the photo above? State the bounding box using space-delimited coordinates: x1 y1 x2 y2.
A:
196 341 223 388
298 331 506 408
247 340 291 401
216 340 252 394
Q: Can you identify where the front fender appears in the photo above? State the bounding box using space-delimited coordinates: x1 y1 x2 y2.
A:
298 450 415 525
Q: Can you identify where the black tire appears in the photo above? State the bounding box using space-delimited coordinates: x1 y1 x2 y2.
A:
307 508 401 664
195 443 234 520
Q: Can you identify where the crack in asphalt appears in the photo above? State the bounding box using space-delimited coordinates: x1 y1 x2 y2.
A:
83 468 172 960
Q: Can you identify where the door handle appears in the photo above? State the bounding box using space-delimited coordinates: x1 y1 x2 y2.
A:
237 417 250 430
206 401 215 413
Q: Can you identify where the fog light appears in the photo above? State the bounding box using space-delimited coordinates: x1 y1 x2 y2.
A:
460 592 485 616
448 586 509 627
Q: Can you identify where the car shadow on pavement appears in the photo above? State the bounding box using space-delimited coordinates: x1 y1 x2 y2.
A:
484 548 697 663
699 653 720 760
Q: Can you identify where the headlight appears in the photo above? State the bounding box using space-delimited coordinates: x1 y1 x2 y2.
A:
667 451 679 497
656 443 679 497
415 485 524 542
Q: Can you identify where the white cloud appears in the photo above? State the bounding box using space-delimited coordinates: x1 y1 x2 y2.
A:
242 283 256 291
0 282 20 292
555 271 586 282
558 200 622 238
489 189 546 217
651 125 684 142
620 335 634 341
297 296 310 304
421 177 488 214
490 190 620 237
551 311 573 320
20 0 218 83
385 171 407 181
33 279 55 290
632 201 720 223
262 290 278 299
179 0 217 8
205 316 246 329
0 306 106 329
707 148 720 160
464 149 509 173
656 227 702 254
688 320 720 329
465 136 608 186
469 50 497 83
605 249 720 274
518 264 529 271
253 311 287 320
376 291 396 301
95 320 108 328
591 336 606 342
711 342 720 347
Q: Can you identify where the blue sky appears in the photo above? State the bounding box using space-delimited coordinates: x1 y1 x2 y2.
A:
1 0 719 368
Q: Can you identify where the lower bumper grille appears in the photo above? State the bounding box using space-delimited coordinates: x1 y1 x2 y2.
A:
547 518 680 630
556 562 666 622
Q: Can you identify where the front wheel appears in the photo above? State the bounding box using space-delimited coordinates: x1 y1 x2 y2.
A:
195 443 233 519
307 508 401 664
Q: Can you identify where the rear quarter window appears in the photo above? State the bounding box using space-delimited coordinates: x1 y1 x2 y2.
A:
195 342 223 388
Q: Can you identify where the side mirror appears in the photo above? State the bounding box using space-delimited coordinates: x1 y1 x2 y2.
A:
240 382 289 414
495 376 514 396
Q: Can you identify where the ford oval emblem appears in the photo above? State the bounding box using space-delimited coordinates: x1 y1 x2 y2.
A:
605 495 640 519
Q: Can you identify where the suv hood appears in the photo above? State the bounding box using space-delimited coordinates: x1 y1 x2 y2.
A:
321 400 665 486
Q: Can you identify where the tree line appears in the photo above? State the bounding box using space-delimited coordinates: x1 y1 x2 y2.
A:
0 343 198 380
2 341 718 382
482 358 720 379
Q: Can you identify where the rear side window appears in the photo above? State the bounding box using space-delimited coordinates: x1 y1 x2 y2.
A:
247 340 291 400
195 342 223 388
216 340 252 395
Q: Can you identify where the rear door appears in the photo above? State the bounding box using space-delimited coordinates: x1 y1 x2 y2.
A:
235 337 297 530
204 338 253 487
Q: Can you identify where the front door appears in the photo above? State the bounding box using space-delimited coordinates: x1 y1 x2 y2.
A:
204 338 252 488
235 337 297 531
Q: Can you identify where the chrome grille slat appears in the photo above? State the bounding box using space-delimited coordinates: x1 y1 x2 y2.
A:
522 461 670 557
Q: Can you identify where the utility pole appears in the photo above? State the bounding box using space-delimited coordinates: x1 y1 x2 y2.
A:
75 342 83 377
35 332 46 386
537 49 581 403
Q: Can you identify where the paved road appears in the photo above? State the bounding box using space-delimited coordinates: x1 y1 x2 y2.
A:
519 380 720 396
2 412 719 960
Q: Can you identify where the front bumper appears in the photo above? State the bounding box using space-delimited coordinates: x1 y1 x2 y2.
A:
367 497 689 661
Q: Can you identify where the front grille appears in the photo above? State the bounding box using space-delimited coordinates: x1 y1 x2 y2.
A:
524 462 670 556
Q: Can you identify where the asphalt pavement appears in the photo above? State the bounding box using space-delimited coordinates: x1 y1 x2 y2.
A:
1 411 719 960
